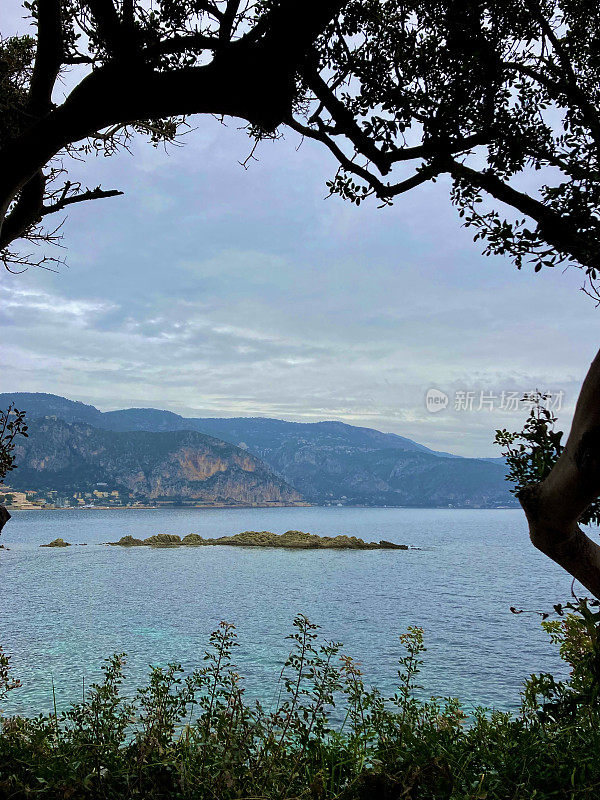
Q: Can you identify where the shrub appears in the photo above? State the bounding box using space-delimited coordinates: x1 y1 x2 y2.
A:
0 646 21 707
1 605 600 798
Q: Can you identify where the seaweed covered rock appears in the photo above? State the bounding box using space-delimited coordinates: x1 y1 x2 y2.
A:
108 534 181 546
207 530 408 549
40 538 71 548
143 534 182 547
278 530 319 548
214 530 280 547
181 534 206 545
109 530 411 549
109 535 144 547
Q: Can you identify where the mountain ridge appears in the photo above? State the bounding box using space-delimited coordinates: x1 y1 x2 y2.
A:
1 393 516 507
1 393 450 455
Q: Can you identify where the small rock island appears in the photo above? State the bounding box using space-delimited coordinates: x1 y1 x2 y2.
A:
108 530 409 550
40 538 71 547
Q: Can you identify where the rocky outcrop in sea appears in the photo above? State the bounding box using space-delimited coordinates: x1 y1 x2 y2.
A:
108 530 410 550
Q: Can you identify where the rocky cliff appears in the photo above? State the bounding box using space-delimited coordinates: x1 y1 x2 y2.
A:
11 418 302 505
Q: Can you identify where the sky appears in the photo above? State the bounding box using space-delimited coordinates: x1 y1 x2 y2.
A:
2 4 599 457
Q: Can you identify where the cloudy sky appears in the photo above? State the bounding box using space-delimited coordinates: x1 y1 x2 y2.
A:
2 4 598 456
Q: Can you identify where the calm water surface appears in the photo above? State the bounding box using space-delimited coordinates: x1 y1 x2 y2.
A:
0 507 575 716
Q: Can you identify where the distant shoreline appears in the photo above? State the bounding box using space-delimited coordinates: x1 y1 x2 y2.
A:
5 503 312 511
6 503 518 512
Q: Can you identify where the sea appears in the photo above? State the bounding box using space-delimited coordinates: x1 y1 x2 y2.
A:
0 507 576 717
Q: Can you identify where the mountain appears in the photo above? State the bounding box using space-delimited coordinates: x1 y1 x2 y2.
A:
0 394 449 454
1 393 516 507
101 410 449 455
2 393 106 427
278 446 512 507
9 417 302 505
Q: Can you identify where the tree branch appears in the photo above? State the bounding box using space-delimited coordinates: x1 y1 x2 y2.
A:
27 0 63 117
288 116 438 198
303 70 393 174
40 185 124 217
122 0 134 29
0 506 10 537
303 70 490 174
0 0 345 246
220 0 241 44
146 33 222 57
288 116 390 193
85 0 127 56
522 0 600 151
388 134 489 166
195 2 224 21
0 175 123 256
520 347 600 599
0 171 46 250
447 158 599 269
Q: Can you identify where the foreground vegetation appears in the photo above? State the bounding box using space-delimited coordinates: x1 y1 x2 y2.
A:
2 602 600 800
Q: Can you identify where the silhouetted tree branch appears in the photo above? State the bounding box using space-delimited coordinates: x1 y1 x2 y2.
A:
0 0 344 267
295 1 600 283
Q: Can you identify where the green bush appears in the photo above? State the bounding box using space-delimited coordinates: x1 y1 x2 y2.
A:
2 604 600 799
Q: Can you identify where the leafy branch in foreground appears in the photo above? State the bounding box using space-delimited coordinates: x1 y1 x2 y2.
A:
0 647 21 707
0 404 28 535
495 392 600 527
0 404 28 483
300 0 600 295
2 611 600 798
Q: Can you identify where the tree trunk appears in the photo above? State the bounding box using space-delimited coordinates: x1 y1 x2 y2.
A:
520 348 600 599
0 506 10 537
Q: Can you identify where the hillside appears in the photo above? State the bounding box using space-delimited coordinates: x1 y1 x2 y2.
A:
0 393 450 454
101 411 450 454
1 393 516 507
266 444 513 507
9 417 302 505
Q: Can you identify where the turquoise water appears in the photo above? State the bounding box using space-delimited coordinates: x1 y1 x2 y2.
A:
0 507 574 716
